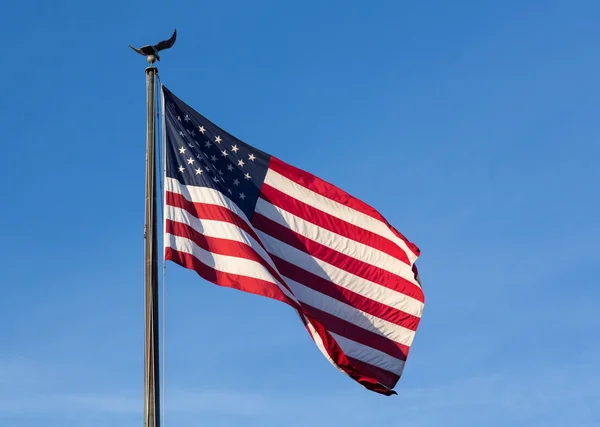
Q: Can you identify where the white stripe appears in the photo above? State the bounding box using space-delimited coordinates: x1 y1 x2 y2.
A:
166 234 297 303
263 169 419 265
286 278 415 347
165 204 279 274
165 178 299 299
331 333 406 376
256 198 420 288
165 177 252 225
256 230 424 318
301 313 346 375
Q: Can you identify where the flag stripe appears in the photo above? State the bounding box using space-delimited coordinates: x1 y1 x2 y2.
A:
346 356 401 389
166 178 254 228
266 158 420 263
165 206 263 261
286 275 416 347
166 188 263 248
259 184 414 271
330 333 406 376
165 247 293 306
166 233 296 304
255 228 423 323
165 218 292 297
255 195 421 290
271 255 421 330
253 210 425 303
301 313 397 394
299 301 411 361
164 204 282 281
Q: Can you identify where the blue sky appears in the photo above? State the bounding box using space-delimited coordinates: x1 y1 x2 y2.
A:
1 0 599 426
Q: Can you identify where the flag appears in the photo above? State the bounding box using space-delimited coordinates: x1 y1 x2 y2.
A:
161 85 424 395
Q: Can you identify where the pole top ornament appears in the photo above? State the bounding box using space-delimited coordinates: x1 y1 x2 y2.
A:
129 29 177 64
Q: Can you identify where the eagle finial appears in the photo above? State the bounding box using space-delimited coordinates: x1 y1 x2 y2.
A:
129 29 177 63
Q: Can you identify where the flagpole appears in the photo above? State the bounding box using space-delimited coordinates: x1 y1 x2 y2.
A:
143 57 161 427
130 30 176 427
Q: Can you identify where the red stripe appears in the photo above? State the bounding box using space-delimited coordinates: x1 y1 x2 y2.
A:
346 357 400 389
259 183 412 266
271 254 421 332
165 219 294 292
269 156 420 258
166 191 263 250
165 248 294 307
301 303 409 361
252 212 425 304
299 314 398 395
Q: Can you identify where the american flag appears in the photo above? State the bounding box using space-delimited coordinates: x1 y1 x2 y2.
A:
161 85 424 395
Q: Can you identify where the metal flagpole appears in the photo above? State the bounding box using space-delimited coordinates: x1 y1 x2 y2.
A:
144 59 160 427
129 30 177 427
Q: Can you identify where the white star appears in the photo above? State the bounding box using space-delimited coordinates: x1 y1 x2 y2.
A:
191 130 196 137
248 153 256 161
199 126 206 134
227 189 233 194
179 131 185 137
213 176 220 183
210 155 218 162
237 159 245 167
239 192 246 200
196 153 202 159
187 143 194 148
205 140 212 148
178 166 185 173
184 114 190 122
187 157 195 165
221 150 228 157
215 135 222 144
226 164 234 172
179 147 186 154
177 116 182 121
231 145 239 153
218 169 224 176
244 173 251 180
195 168 203 175
233 179 240 186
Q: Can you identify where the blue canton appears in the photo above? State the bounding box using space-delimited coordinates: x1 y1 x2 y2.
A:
163 86 271 220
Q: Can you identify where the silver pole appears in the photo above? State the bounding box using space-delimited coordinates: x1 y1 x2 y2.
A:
129 31 176 427
144 58 160 427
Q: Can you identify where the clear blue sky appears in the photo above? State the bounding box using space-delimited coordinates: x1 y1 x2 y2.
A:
1 1 599 426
